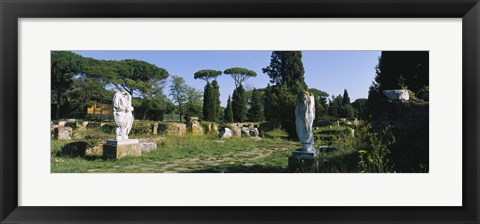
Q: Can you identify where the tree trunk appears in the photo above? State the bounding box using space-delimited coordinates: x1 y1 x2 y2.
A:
56 89 61 120
178 103 183 122
143 108 148 120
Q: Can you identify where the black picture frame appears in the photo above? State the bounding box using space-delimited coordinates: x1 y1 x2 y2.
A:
1 0 479 223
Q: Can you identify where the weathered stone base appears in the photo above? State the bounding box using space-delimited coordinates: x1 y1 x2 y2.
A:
141 142 157 153
288 150 316 172
103 139 141 160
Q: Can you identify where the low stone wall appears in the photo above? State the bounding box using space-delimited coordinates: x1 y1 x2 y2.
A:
157 122 187 136
371 99 429 172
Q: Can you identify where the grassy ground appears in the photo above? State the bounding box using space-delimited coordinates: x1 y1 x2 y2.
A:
51 125 363 173
51 131 300 173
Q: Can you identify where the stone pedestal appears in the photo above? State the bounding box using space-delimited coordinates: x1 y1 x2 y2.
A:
103 139 141 160
288 150 317 172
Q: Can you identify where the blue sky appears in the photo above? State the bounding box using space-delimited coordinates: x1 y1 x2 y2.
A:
74 50 380 106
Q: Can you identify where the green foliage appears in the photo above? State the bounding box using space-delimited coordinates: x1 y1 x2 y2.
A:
262 51 307 92
202 82 213 121
51 51 84 119
247 88 265 122
355 125 395 173
184 86 203 120
200 80 220 122
194 69 222 83
65 75 114 119
308 88 329 99
51 51 170 120
196 70 221 122
309 88 329 122
351 98 367 119
340 104 355 119
232 84 247 122
135 88 171 121
262 51 307 137
224 96 234 122
211 80 221 121
169 76 189 122
367 51 429 117
85 57 170 106
313 126 350 145
314 124 397 173
111 59 169 96
224 67 257 87
327 94 355 118
263 84 298 137
328 95 343 117
342 89 351 105
416 85 429 99
371 51 429 93
397 74 408 90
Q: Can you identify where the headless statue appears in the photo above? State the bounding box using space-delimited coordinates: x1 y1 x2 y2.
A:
295 91 315 152
112 91 134 141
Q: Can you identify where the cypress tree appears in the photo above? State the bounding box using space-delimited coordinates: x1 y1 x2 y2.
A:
367 51 429 118
202 82 213 121
262 51 306 136
262 51 306 92
232 84 247 122
328 95 343 118
263 84 274 120
248 88 264 122
194 69 222 121
211 80 221 121
342 89 351 105
225 95 233 122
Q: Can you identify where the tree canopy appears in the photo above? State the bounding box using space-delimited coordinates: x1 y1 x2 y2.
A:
196 69 222 122
51 51 171 120
308 88 329 121
342 89 351 105
112 59 169 96
194 69 222 83
247 88 265 122
367 51 429 118
224 67 257 87
371 51 429 93
184 86 203 120
51 51 85 119
352 98 368 119
262 51 307 137
169 76 189 122
262 51 307 92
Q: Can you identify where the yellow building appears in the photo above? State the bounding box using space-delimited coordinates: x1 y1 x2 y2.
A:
87 104 111 115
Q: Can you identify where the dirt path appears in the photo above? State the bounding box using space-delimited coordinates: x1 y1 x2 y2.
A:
155 148 275 172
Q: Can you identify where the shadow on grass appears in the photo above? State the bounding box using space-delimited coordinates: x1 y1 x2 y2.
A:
190 164 289 173
318 150 360 173
84 155 104 161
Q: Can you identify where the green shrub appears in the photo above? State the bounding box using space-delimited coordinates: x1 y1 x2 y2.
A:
355 124 395 173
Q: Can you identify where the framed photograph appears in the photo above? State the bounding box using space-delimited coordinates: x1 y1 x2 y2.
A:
1 0 479 223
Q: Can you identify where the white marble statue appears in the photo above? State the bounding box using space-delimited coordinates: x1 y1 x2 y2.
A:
112 91 134 141
295 91 315 152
